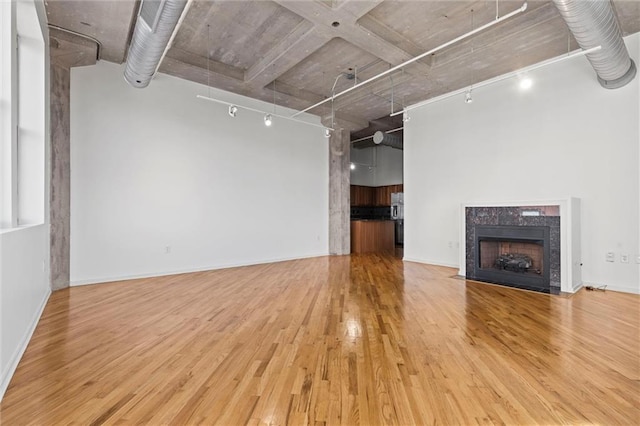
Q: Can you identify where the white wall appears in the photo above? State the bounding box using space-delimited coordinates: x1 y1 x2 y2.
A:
351 145 403 186
0 225 50 398
405 33 640 294
0 0 50 400
70 61 329 285
350 147 375 185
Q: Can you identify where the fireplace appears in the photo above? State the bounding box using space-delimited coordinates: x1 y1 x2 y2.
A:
474 225 550 292
463 204 567 294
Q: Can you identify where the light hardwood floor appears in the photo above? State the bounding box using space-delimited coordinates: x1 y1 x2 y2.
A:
1 254 638 425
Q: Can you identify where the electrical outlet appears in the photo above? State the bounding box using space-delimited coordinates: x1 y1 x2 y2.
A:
620 253 629 263
605 252 615 262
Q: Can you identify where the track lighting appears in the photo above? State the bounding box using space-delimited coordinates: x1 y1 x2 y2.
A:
390 46 601 118
325 128 331 138
197 95 333 132
350 163 356 170
465 90 473 104
402 111 410 122
519 77 533 90
292 2 528 117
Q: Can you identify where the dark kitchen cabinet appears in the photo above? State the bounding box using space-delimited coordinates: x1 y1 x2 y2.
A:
351 184 403 206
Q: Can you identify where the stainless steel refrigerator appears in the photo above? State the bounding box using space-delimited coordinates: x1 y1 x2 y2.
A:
391 192 404 246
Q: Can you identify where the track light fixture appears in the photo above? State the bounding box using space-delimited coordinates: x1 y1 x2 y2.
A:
199 18 330 134
465 90 473 104
402 111 410 123
350 163 356 170
519 77 533 90
197 95 333 133
390 46 601 119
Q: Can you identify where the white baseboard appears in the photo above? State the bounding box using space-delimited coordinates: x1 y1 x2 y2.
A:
402 257 459 269
0 288 51 401
70 252 330 286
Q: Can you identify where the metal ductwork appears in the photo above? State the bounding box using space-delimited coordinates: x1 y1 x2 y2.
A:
373 131 403 150
124 0 188 88
552 0 636 89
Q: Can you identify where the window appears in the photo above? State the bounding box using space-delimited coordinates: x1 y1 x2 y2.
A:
1 0 46 229
0 0 17 228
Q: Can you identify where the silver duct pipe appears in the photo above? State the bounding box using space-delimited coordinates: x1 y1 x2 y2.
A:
552 0 636 89
373 131 403 150
124 0 188 88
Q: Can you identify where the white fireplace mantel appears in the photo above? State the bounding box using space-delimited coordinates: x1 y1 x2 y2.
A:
459 198 582 293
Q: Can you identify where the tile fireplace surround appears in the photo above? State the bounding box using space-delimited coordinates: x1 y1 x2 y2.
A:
459 199 582 294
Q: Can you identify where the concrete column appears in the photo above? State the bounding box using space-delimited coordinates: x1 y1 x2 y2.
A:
49 29 97 290
49 64 70 291
323 112 367 256
328 128 351 255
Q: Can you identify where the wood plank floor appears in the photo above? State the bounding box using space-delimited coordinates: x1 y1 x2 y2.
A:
1 254 639 425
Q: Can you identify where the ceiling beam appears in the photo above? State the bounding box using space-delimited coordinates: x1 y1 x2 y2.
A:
160 56 324 111
244 21 329 88
49 28 98 69
273 0 432 76
164 0 432 124
332 69 415 111
357 15 428 59
166 47 245 82
335 23 430 76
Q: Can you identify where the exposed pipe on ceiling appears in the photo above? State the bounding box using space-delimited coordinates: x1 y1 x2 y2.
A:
124 0 190 88
351 127 403 144
373 130 403 150
552 0 636 89
291 2 528 118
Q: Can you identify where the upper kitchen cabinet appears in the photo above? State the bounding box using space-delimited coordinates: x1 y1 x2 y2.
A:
351 185 403 206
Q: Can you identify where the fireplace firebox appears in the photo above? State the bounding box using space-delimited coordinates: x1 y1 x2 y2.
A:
474 225 551 293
